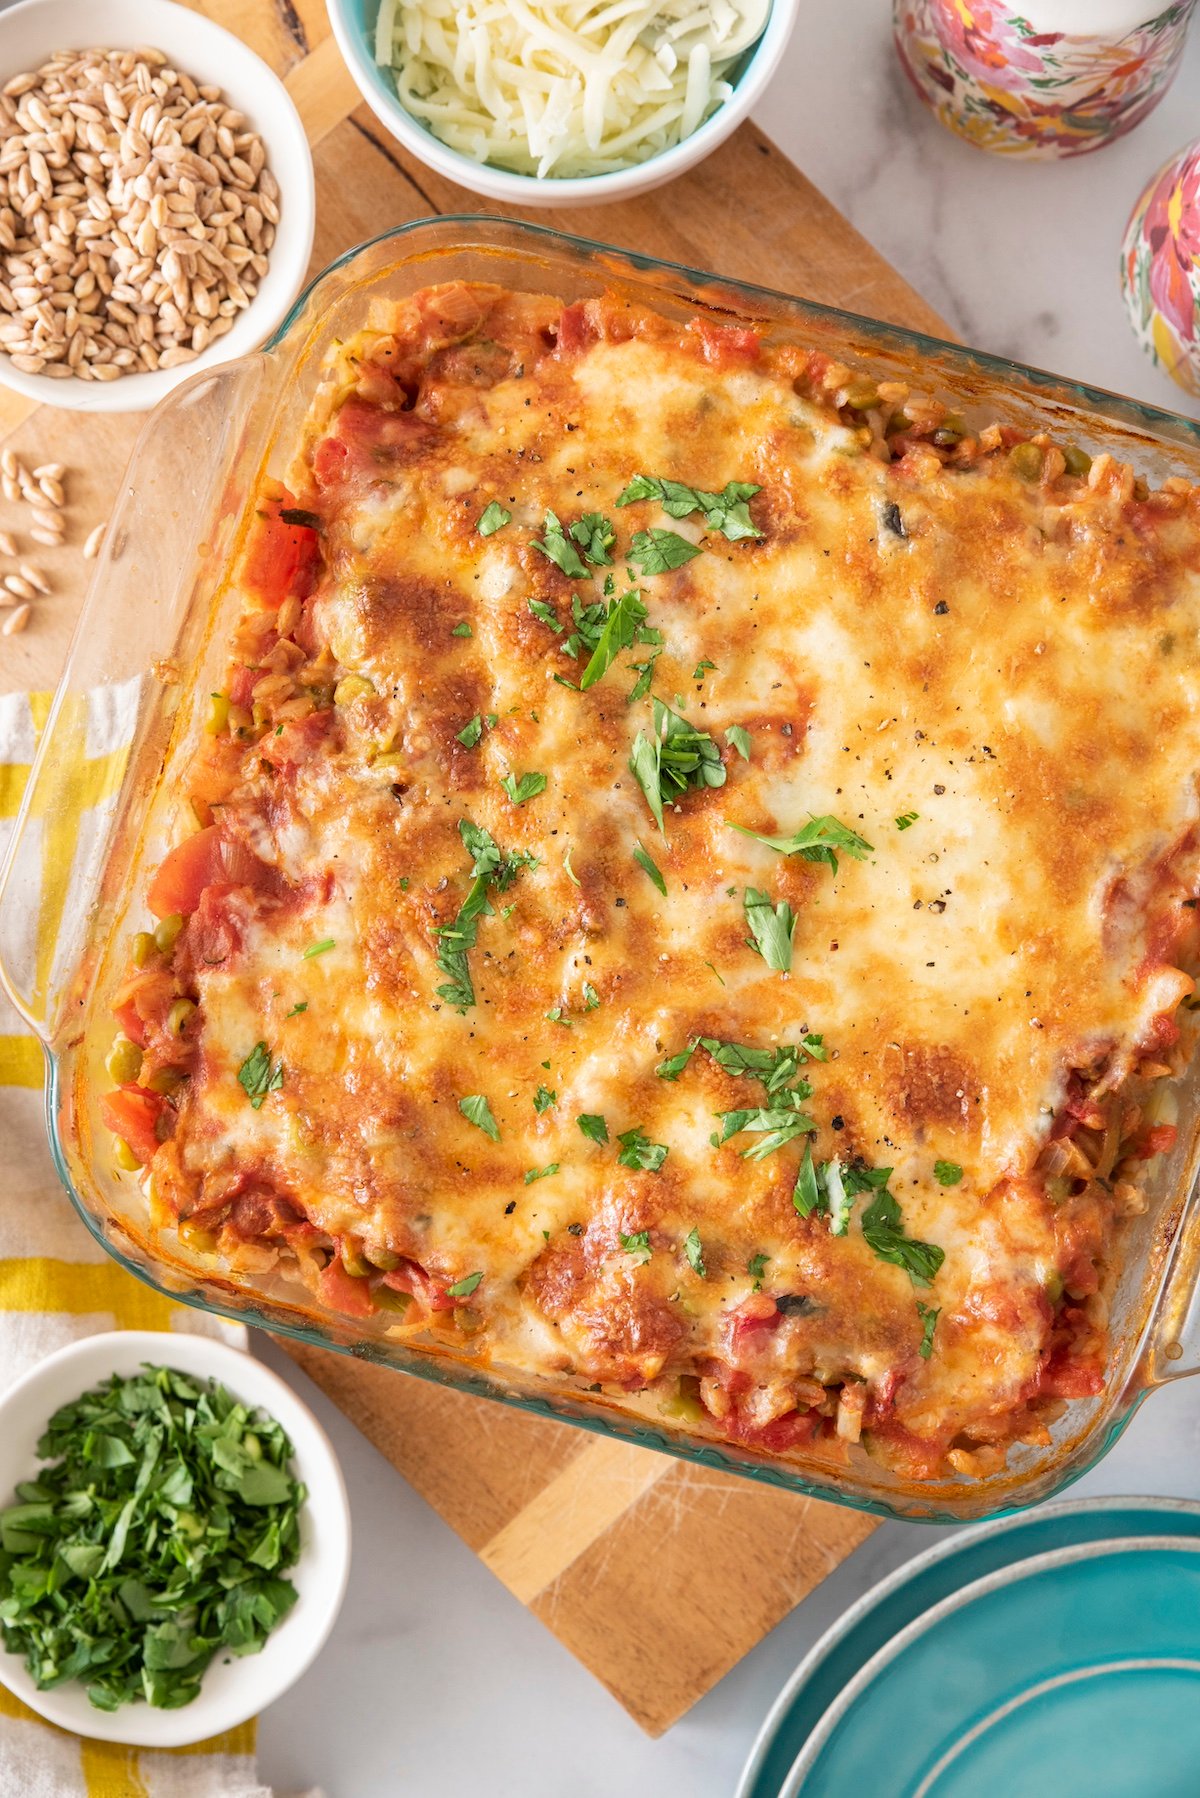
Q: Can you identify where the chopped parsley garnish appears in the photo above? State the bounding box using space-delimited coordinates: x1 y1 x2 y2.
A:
579 588 651 691
577 1113 609 1144
619 1229 652 1265
533 508 590 579
569 512 616 565
582 982 601 1010
659 1034 826 1087
0 1364 303 1712
237 1041 283 1110
794 1153 891 1243
629 527 702 575
500 770 547 806
545 1007 571 1026
456 714 484 748
627 652 660 703
725 725 752 761
895 811 919 830
630 698 726 832
729 815 873 877
633 840 667 895
616 474 762 542
917 1301 940 1359
743 888 797 972
302 938 335 959
435 820 537 1013
451 621 472 638
528 597 562 632
458 1094 500 1141
534 1085 557 1113
747 1252 769 1290
861 1188 945 1287
284 1002 307 1020
683 1227 707 1277
477 501 511 536
524 1163 560 1184
616 1127 669 1172
693 659 717 680
446 1272 483 1298
934 1160 963 1185
715 1095 816 1160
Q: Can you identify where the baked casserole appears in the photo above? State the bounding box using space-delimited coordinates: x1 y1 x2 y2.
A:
100 279 1200 1483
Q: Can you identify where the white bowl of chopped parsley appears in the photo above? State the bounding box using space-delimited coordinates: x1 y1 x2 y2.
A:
0 1331 350 1745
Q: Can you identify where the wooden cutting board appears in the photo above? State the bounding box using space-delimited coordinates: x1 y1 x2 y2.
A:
0 0 953 1735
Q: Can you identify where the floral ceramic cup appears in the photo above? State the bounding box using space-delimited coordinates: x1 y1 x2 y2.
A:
1122 139 1200 397
894 1 1196 157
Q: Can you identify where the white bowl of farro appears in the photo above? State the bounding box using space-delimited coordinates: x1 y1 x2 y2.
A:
0 0 315 412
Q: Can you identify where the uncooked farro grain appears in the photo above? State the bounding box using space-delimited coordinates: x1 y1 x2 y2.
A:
0 47 277 384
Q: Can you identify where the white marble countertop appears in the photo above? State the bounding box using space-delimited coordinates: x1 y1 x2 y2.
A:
257 9 1200 1794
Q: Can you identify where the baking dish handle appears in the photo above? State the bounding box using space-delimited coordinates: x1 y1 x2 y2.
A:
0 354 267 1039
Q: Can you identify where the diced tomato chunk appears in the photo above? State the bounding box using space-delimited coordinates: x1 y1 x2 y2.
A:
100 1086 167 1165
555 300 594 354
241 496 319 608
317 1256 376 1319
146 826 273 919
728 1295 783 1355
183 884 243 968
692 318 762 366
382 1260 457 1312
1040 1355 1105 1399
1135 1123 1178 1160
229 665 257 708
728 1407 818 1453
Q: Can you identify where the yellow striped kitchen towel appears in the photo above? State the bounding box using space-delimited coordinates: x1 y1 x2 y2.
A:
0 688 278 1797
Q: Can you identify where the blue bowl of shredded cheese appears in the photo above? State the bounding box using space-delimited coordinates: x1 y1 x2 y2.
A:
327 0 798 203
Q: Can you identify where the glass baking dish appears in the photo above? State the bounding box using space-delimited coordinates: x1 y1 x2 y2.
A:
3 216 1200 1526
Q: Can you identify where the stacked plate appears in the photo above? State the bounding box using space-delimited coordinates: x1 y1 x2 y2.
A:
738 1497 1200 1798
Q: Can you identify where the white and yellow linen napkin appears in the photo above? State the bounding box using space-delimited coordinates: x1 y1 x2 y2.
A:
0 688 279 1796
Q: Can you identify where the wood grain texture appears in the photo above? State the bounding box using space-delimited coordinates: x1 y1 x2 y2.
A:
2 7 955 1733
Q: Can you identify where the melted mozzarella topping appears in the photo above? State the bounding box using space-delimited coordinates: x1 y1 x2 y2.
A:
158 286 1200 1475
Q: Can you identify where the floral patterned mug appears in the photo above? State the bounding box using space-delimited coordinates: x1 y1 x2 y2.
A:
1122 139 1200 397
894 1 1196 157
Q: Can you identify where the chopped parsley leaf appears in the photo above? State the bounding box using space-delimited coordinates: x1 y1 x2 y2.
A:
616 1127 669 1172
579 588 650 691
532 508 589 579
693 658 717 680
633 840 667 895
934 1160 964 1186
528 597 562 633
747 1251 770 1290
743 887 797 972
577 1113 609 1144
917 1301 940 1358
683 1227 707 1277
302 938 335 959
458 1094 500 1141
500 770 548 806
477 501 511 535
284 1002 307 1020
569 512 615 565
729 814 873 877
524 1163 560 1184
861 1188 944 1286
629 527 702 575
619 1229 652 1265
895 810 919 830
447 1272 483 1298
451 621 472 637
630 698 726 832
725 725 752 760
533 1085 557 1113
616 473 762 542
627 652 660 703
435 820 537 1012
715 1096 816 1159
582 981 601 1010
456 714 484 748
546 1007 572 1026
237 1041 283 1110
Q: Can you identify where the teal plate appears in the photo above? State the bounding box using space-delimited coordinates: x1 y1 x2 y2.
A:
738 1496 1200 1798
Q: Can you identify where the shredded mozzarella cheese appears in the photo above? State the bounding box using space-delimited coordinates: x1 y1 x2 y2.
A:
373 0 770 178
